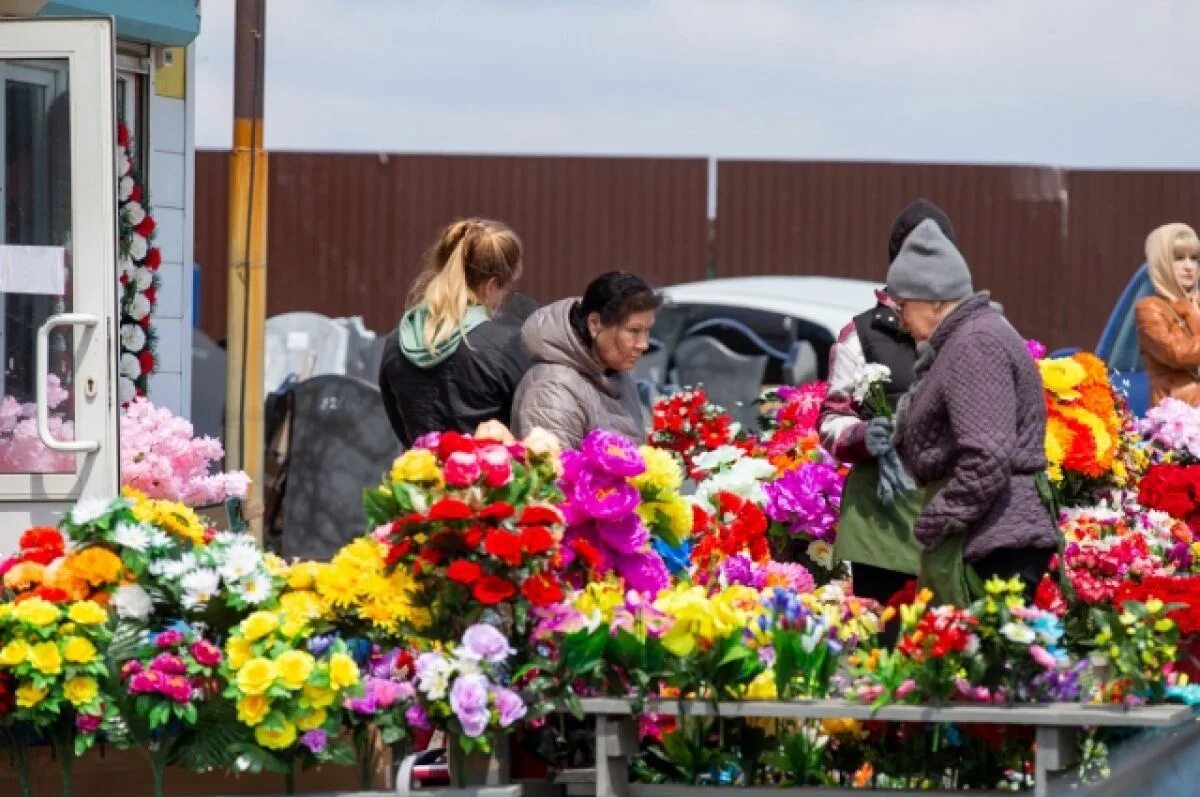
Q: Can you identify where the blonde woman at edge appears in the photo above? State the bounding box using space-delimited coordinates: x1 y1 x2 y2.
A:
378 219 529 446
1135 223 1200 408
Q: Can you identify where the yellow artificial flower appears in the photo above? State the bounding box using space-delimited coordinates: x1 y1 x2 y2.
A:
0 640 31 667
14 597 60 627
632 446 684 493
315 566 360 609
574 580 625 624
67 600 109 625
241 611 280 642
255 719 298 750
62 636 97 664
262 553 289 577
16 683 46 708
277 650 316 690
301 684 335 709
328 652 360 690
390 449 443 485
236 694 270 726
295 708 327 731
743 670 777 700
1039 358 1087 401
287 561 322 591
152 501 207 545
1145 598 1165 615
28 641 62 675
236 658 279 696
226 636 253 670
63 676 98 707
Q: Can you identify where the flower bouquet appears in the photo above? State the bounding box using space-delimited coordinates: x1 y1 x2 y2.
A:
649 388 741 477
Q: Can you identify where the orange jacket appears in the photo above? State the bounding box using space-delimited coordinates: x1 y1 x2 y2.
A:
1135 295 1200 407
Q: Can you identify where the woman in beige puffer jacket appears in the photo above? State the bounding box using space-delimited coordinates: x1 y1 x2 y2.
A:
512 271 660 448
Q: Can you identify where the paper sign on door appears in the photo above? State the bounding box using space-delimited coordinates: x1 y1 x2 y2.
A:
0 245 66 295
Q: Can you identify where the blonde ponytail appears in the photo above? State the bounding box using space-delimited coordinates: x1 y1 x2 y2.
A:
407 219 524 356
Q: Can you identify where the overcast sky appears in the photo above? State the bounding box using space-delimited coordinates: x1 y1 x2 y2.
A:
194 0 1199 167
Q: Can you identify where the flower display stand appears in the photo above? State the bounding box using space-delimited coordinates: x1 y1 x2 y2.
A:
395 735 523 797
559 698 1196 797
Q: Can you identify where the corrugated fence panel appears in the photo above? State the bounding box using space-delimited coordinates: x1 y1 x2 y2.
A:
193 151 709 339
715 161 1068 346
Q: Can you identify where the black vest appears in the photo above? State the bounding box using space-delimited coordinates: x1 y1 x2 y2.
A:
852 302 916 405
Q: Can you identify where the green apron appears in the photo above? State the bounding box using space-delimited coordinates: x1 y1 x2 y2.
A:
834 462 979 606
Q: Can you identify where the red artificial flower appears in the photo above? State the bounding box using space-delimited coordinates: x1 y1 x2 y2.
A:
1033 575 1067 617
461 527 484 549
518 506 563 527
429 498 474 522
478 502 515 523
139 315 151 329
30 587 69 603
138 350 155 374
483 530 523 567
117 122 131 148
437 432 477 460
119 273 129 286
520 526 555 555
418 546 443 566
569 538 603 569
385 540 411 567
145 246 161 269
144 286 157 303
446 559 483 585
135 215 156 238
520 572 564 607
391 513 427 532
130 184 142 204
473 575 516 605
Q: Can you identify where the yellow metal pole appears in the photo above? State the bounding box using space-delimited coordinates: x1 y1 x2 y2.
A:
226 0 267 539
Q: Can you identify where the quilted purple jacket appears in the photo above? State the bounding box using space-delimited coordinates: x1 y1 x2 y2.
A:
895 293 1057 561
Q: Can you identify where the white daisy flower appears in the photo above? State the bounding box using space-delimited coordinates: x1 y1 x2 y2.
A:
120 353 141 380
218 540 262 583
114 521 151 552
181 568 220 609
154 552 197 579
69 496 117 525
237 572 272 605
113 584 154 621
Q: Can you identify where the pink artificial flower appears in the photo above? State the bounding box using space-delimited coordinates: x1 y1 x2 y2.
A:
478 444 514 488
1029 644 1059 670
190 639 222 668
443 450 481 488
894 679 917 699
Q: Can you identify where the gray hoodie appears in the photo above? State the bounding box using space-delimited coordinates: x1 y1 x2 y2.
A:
511 298 645 448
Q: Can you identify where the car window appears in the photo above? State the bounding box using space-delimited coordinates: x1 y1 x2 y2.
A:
1107 273 1155 374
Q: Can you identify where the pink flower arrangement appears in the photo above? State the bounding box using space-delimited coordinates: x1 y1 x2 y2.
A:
1059 505 1187 603
120 626 222 709
0 375 75 473
120 397 249 506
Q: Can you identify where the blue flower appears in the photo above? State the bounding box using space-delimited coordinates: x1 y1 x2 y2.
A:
651 536 692 577
1166 683 1200 707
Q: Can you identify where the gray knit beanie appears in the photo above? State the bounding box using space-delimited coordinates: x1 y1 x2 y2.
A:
885 218 973 301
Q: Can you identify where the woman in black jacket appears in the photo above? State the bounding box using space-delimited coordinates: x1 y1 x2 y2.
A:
379 219 529 446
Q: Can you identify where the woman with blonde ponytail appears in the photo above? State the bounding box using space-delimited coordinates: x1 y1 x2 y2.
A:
1135 222 1200 407
379 219 529 445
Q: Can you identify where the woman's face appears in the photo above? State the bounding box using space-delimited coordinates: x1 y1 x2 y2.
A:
590 309 655 372
896 298 950 343
1173 249 1200 294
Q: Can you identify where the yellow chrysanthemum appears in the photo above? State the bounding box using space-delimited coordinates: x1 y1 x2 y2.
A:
62 636 97 664
236 694 270 726
241 611 280 642
286 561 322 591
390 449 443 485
63 676 98 707
226 636 253 670
67 600 108 625
328 652 359 690
294 708 327 731
301 684 335 709
632 445 684 493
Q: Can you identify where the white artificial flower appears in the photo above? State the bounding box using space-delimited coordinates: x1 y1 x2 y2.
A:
1000 622 1036 645
114 521 151 552
69 496 117 525
807 540 834 570
152 552 198 579
129 234 148 261
128 293 152 320
118 256 135 278
120 324 147 353
120 353 141 380
692 445 743 473
730 456 776 482
181 568 221 609
119 176 134 202
218 540 262 582
118 376 137 405
119 155 131 178
237 572 272 605
113 584 154 621
145 527 172 550
134 267 154 291
850 363 892 403
122 201 146 226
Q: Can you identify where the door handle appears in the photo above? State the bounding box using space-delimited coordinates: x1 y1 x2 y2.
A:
36 312 100 453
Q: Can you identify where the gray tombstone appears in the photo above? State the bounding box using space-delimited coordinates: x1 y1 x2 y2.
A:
190 330 226 443
337 316 380 381
782 339 819 385
673 335 768 431
270 374 401 561
264 312 349 395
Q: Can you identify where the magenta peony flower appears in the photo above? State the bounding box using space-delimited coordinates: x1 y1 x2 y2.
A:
460 623 514 664
492 686 527 728
129 670 164 695
581 430 646 478
367 677 405 709
1025 339 1047 360
76 713 102 733
763 461 842 542
718 554 766 588
595 514 650 554
190 639 222 668
443 450 481 487
573 470 639 520
154 630 184 649
765 561 816 593
345 695 379 715
149 653 187 675
617 549 670 594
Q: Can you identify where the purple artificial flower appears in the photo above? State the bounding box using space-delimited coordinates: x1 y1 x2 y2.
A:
75 713 102 733
450 673 490 718
367 676 405 709
581 430 646 478
457 709 490 738
345 696 379 716
718 554 766 588
492 686 527 728
460 623 515 663
307 634 333 657
1025 339 1047 360
617 549 670 595
154 630 184 649
412 431 442 452
595 514 651 554
573 470 640 520
300 729 328 755
405 703 431 730
764 561 816 593
763 461 843 542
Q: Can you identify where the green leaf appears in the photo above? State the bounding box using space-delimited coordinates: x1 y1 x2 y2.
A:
363 487 399 525
563 629 607 674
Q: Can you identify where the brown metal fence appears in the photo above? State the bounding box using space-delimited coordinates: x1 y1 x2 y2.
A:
195 152 1200 351
194 151 709 339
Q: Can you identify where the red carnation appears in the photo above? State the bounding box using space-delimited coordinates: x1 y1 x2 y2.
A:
20 547 62 567
139 315 151 329
384 540 411 566
569 538 603 569
31 587 69 603
429 498 473 522
20 528 64 553
135 215 156 238
437 432 477 460
520 572 564 607
478 502 515 523
446 560 483 585
461 527 484 549
520 526 555 555
130 184 142 203
483 530 523 567
119 273 129 286
145 247 161 269
138 350 155 374
518 505 563 526
144 286 157 303
117 123 131 148
473 575 516 605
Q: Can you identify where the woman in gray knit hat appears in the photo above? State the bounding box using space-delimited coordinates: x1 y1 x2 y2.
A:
888 219 1058 602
